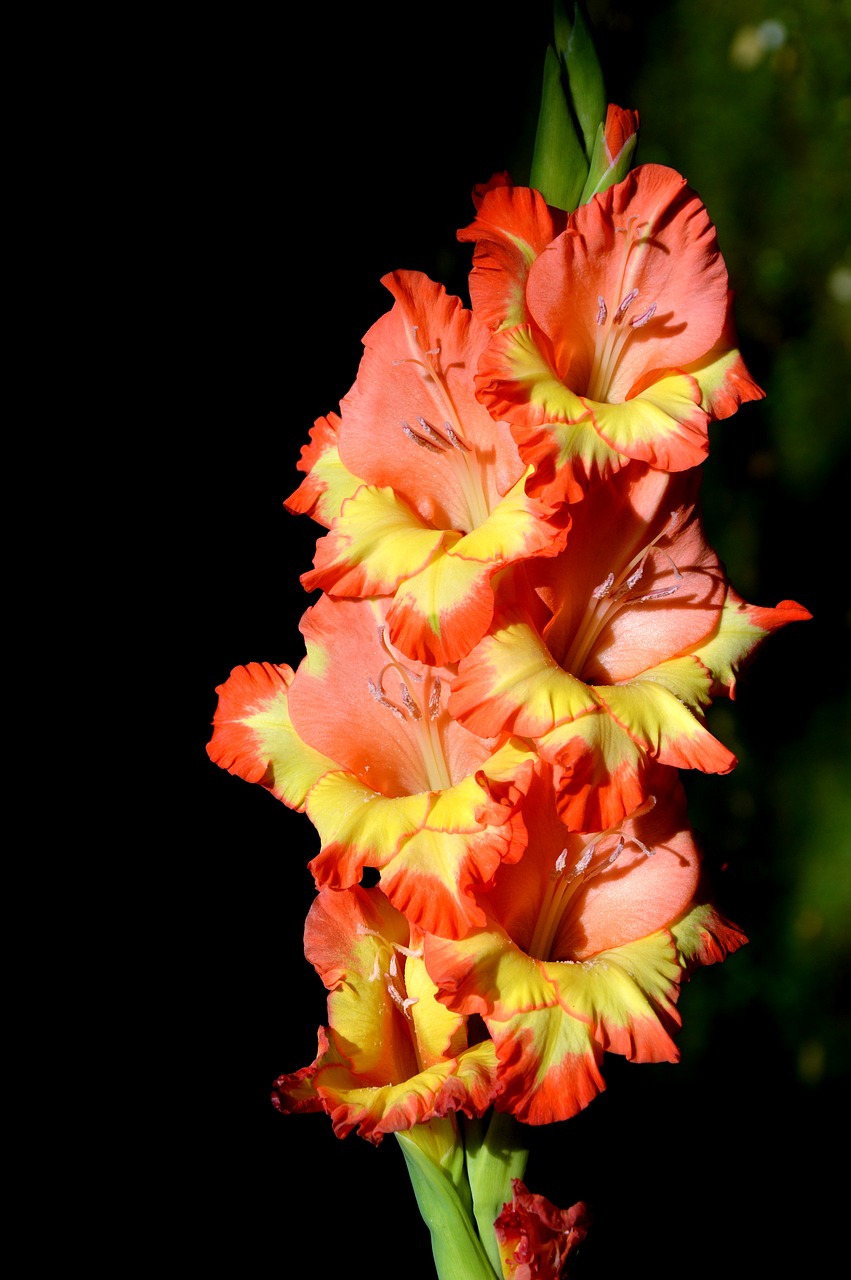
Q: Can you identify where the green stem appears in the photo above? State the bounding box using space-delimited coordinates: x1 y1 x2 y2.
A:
464 1112 530 1276
396 1131 499 1280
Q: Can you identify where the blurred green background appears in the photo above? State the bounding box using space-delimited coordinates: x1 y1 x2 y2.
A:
189 2 849 1274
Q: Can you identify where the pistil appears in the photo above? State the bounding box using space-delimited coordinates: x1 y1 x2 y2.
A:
368 628 454 793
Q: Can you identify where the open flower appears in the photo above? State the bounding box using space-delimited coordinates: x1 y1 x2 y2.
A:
495 1179 589 1280
272 883 498 1143
424 768 747 1125
450 462 810 830
298 269 570 666
207 592 538 938
460 164 765 503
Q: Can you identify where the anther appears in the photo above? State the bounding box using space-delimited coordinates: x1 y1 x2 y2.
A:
630 302 657 329
443 422 470 452
400 683 421 719
596 296 607 326
592 572 615 600
402 420 444 453
575 844 595 876
614 287 639 320
428 677 442 720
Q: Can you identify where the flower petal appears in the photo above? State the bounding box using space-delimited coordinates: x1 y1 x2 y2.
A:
457 182 568 331
206 660 335 808
284 412 361 528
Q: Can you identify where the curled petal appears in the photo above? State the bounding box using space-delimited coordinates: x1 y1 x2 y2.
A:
285 412 361 528
457 182 568 331
495 1179 590 1280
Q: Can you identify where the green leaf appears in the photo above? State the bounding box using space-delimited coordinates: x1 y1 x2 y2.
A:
396 1131 499 1280
464 1112 530 1276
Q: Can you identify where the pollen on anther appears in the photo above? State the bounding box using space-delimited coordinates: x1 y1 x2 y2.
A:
596 296 607 326
402 421 443 453
614 287 639 320
630 302 657 329
400 683 421 719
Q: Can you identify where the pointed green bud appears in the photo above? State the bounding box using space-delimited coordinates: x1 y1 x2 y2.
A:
579 105 640 204
529 42 588 212
555 0 607 162
529 1 611 212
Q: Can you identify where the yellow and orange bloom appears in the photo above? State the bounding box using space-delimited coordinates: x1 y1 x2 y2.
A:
423 769 747 1125
298 270 571 666
271 884 498 1143
207 593 538 939
450 463 810 830
460 164 765 503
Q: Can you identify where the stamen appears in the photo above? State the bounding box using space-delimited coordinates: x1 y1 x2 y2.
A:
592 572 615 600
385 980 418 1019
634 549 683 602
614 287 639 319
630 302 657 329
596 296 607 325
400 683 421 719
428 677 441 719
529 800 659 961
415 416 447 446
625 563 645 592
442 422 470 452
563 513 686 677
574 843 595 876
401 420 445 453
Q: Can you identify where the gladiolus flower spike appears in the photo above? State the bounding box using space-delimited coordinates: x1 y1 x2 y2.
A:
206 5 811 1277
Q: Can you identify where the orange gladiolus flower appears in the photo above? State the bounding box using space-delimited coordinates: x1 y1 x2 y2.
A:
460 164 765 503
424 769 747 1125
297 270 570 666
207 593 538 939
272 884 498 1144
450 462 810 830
